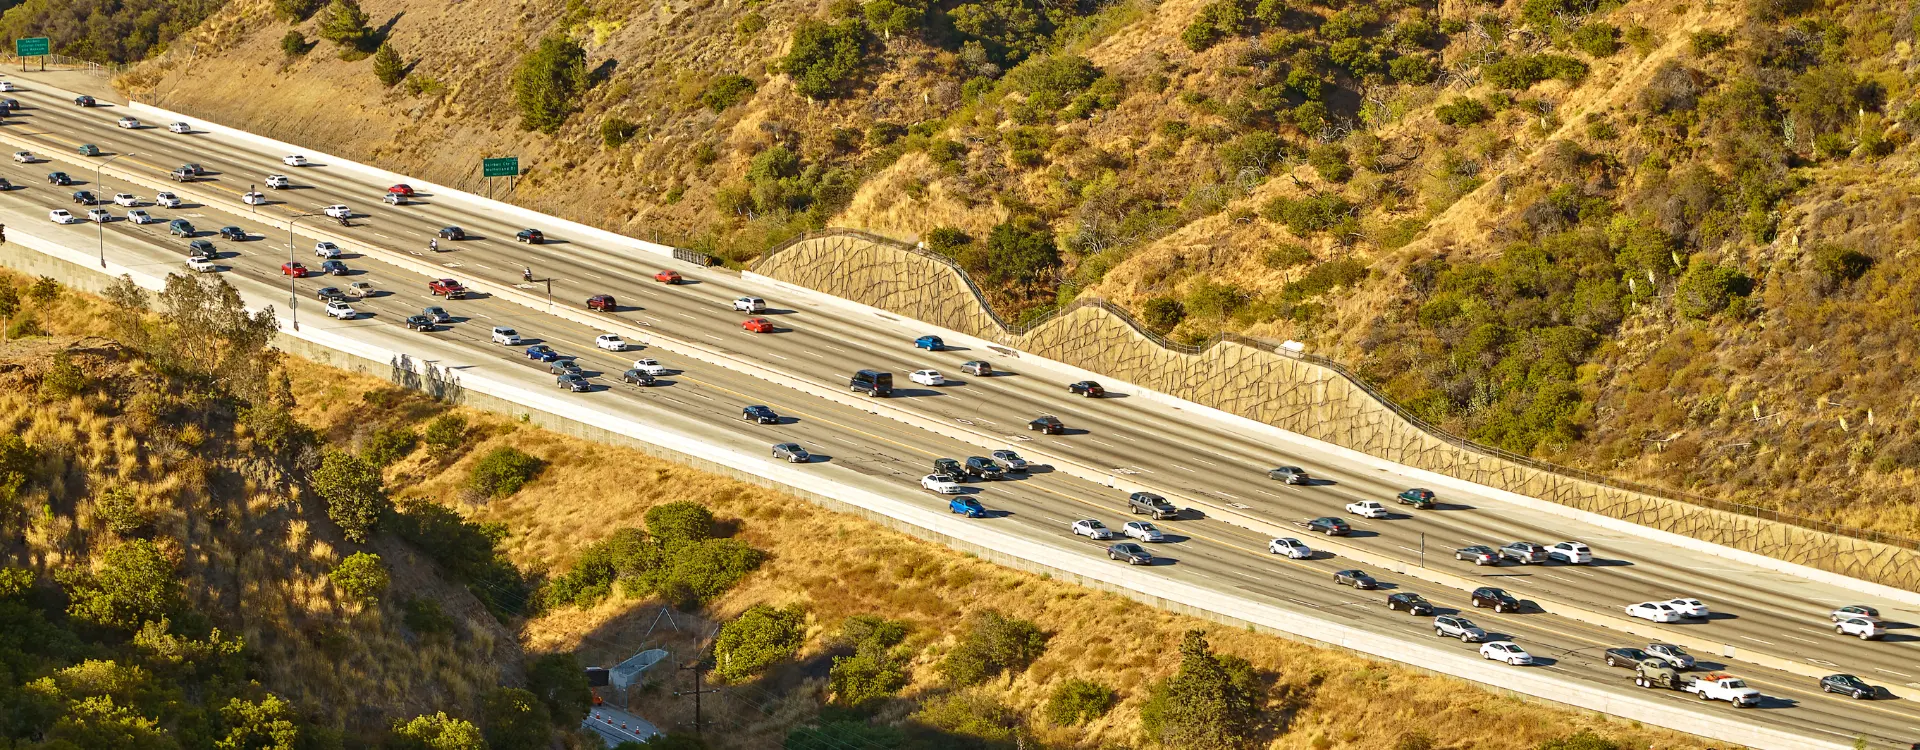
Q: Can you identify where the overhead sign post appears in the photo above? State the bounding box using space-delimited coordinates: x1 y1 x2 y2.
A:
482 156 518 199
15 37 49 71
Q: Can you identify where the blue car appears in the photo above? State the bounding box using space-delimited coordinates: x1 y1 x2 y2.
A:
914 335 944 351
948 497 986 517
525 344 560 361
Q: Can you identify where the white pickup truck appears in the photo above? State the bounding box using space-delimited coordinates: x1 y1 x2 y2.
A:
1682 673 1761 707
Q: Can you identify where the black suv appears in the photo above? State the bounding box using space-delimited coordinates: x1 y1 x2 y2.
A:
963 456 1004 480
71 191 96 205
218 226 246 240
47 172 71 185
187 240 216 259
932 458 966 482
1470 587 1520 613
515 228 544 244
1128 492 1178 520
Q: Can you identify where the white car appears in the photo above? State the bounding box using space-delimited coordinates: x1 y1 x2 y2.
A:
631 358 666 376
126 210 155 224
1071 519 1115 540
322 204 350 219
323 300 356 320
595 334 628 352
86 208 111 223
265 174 290 189
11 150 31 163
1268 537 1312 559
1665 598 1709 619
155 192 182 208
732 296 766 312
283 155 308 166
1626 601 1683 623
1123 521 1165 542
112 193 139 207
49 209 78 224
186 256 217 273
1836 617 1886 640
1547 541 1592 564
314 242 341 258
242 192 267 205
0 81 13 92
1479 641 1534 666
1344 501 1389 519
116 116 139 129
168 121 192 133
920 474 963 494
491 327 521 345
909 369 945 386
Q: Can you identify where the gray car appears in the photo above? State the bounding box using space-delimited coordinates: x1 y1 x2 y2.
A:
1499 542 1549 564
990 449 1028 471
1107 542 1152 565
1267 466 1310 484
1433 615 1487 642
555 374 590 392
422 306 451 322
548 359 583 376
772 443 810 463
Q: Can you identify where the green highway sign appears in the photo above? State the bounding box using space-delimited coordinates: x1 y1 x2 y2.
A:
14 37 49 57
482 157 519 178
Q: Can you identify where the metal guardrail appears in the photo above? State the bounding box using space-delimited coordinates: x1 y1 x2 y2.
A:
672 247 712 267
758 229 1920 552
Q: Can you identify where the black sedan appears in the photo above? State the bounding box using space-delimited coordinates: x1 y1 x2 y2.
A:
1603 647 1651 669
1386 592 1432 615
1301 517 1349 536
404 315 434 332
1470 587 1520 613
622 369 657 386
742 405 779 423
1333 569 1376 590
218 226 246 240
74 95 96 107
1068 380 1106 397
1107 542 1152 565
47 172 71 185
1028 415 1065 434
1820 673 1877 700
314 286 347 302
1454 545 1500 565
438 226 466 240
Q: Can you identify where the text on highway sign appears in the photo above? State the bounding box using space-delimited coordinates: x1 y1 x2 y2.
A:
14 38 49 57
482 157 519 178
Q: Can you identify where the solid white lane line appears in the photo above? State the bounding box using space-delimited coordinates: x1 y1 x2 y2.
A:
804 351 824 358
1091 439 1116 448
1739 636 1774 646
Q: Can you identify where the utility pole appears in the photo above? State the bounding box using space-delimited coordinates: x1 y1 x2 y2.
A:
673 659 719 737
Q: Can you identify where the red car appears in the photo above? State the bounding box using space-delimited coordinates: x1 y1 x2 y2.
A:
742 318 774 333
387 184 414 196
586 294 617 312
281 262 309 278
654 270 682 284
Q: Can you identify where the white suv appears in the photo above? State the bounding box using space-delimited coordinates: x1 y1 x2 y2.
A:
49 209 78 224
323 300 356 320
631 358 666 376
322 204 350 219
491 327 521 345
732 297 766 312
155 192 182 208
112 193 139 207
283 155 308 166
86 208 111 223
314 242 341 258
1836 617 1886 640
168 122 192 133
1547 541 1592 564
186 256 217 273
265 174 290 189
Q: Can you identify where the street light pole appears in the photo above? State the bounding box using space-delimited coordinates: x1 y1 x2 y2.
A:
95 152 128 268
287 212 318 331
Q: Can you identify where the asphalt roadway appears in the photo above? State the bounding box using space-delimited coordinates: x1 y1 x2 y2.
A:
2 70 1918 746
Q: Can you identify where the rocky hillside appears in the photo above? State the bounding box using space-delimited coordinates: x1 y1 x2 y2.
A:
66 0 1920 539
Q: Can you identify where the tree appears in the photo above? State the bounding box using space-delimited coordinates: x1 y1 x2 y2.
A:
28 276 59 305
41 350 89 399
102 274 148 344
312 449 389 542
316 0 372 50
373 43 405 86
1140 630 1259 750
389 712 485 750
863 0 917 39
527 652 593 725
513 34 589 133
272 0 324 22
65 539 181 631
469 446 544 497
328 552 390 604
646 501 715 547
45 695 175 749
714 604 807 681
0 281 18 343
781 19 867 99
982 216 1060 285
281 31 309 58
481 687 551 750
217 694 301 750
935 610 1047 686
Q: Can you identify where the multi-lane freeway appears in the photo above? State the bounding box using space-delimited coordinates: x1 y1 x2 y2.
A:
4 69 1919 746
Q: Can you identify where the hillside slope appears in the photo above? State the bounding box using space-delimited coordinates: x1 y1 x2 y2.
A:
106 0 1920 542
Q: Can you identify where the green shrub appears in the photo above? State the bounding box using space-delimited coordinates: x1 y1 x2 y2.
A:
1675 262 1752 319
273 0 324 21
1186 278 1248 320
601 117 639 148
1292 100 1330 133
392 499 532 618
1140 631 1259 750
468 446 543 498
714 604 807 681
638 538 765 608
646 501 715 546
913 693 1021 743
781 19 868 99
1261 191 1353 236
402 597 455 636
389 712 484 749
1308 143 1352 182
481 688 551 750
827 615 911 707
702 74 757 112
421 413 468 456
1046 678 1116 725
63 539 180 631
93 485 149 537
281 30 309 58
513 34 589 133
1217 130 1285 174
373 43 405 86
39 350 88 400
1140 296 1186 333
544 529 638 609
362 425 417 467
1811 244 1873 287
1182 0 1247 51
1282 259 1369 302
1689 30 1731 55
312 448 389 543
1537 731 1623 750
526 652 594 725
923 227 972 257
935 610 1047 686
328 552 389 604
317 0 372 50
1569 23 1619 57
1483 53 1588 89
1390 55 1435 84
1263 243 1313 268
981 216 1060 285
